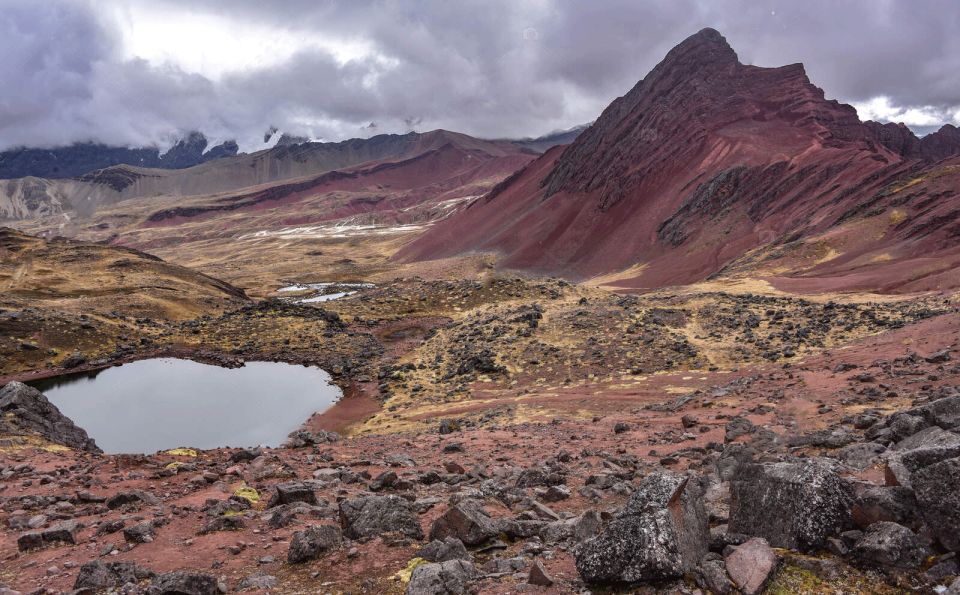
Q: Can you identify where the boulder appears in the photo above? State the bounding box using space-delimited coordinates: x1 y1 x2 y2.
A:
0 381 100 452
74 561 155 590
724 538 777 595
851 486 919 529
429 500 499 546
416 537 470 563
729 459 853 551
528 560 554 587
17 521 79 551
852 522 927 569
287 525 342 563
406 559 475 595
575 472 708 585
911 456 960 551
339 495 423 540
267 481 318 508
106 490 159 510
150 571 221 595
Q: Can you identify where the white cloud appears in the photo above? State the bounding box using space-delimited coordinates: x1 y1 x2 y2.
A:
1 0 959 151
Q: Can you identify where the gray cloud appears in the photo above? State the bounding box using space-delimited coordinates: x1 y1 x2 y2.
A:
0 0 958 151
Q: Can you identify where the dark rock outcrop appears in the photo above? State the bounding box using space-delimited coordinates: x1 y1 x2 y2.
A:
339 495 423 540
0 381 100 452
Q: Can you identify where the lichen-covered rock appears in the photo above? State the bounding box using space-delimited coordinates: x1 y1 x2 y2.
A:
287 525 342 563
911 456 960 551
416 537 470 563
74 560 155 590
575 471 708 585
729 459 853 551
339 495 423 540
852 522 928 569
406 559 475 595
0 381 100 452
428 500 498 546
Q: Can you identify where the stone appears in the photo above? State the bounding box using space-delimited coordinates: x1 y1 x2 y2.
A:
287 525 342 563
406 559 475 595
123 522 155 544
575 471 708 585
150 570 221 595
17 521 78 551
266 481 317 508
613 422 630 434
697 557 734 594
947 577 960 595
74 560 155 590
729 459 853 551
416 537 470 563
238 574 278 590
106 490 160 510
528 560 554 586
429 500 499 546
851 486 919 529
339 495 424 540
724 538 777 595
910 457 960 551
852 522 927 569
0 381 100 452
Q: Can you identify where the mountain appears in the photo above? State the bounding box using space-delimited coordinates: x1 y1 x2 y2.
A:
0 132 238 180
0 130 534 221
400 28 960 293
511 124 590 153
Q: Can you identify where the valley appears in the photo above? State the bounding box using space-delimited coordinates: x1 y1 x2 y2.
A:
2 25 960 595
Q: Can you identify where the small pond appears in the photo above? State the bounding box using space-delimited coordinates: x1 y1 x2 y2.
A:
28 358 341 454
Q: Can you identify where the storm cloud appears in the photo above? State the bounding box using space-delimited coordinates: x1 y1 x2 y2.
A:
1 0 958 151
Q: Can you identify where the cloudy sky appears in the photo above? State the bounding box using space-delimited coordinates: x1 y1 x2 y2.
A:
1 0 958 152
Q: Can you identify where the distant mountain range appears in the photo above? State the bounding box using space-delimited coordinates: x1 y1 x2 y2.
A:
0 132 238 180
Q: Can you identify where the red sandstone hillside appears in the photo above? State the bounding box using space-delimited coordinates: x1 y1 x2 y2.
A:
400 28 960 294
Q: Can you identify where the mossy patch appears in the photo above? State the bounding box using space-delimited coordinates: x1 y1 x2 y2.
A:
233 486 260 503
163 447 198 457
394 557 427 584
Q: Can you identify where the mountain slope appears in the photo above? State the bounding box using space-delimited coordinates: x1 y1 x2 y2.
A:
400 28 960 293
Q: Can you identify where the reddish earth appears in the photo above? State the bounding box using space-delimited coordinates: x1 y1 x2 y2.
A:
400 29 960 295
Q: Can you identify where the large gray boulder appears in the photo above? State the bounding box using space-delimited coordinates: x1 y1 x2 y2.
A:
729 459 853 551
0 381 100 452
406 559 475 595
428 500 499 546
339 495 423 540
911 456 960 551
575 471 708 586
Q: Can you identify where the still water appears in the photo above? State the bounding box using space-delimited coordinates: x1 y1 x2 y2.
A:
29 358 341 454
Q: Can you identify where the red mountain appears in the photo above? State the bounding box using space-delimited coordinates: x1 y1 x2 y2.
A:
400 28 960 293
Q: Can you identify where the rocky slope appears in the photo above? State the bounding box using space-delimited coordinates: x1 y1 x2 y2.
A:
400 28 960 294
